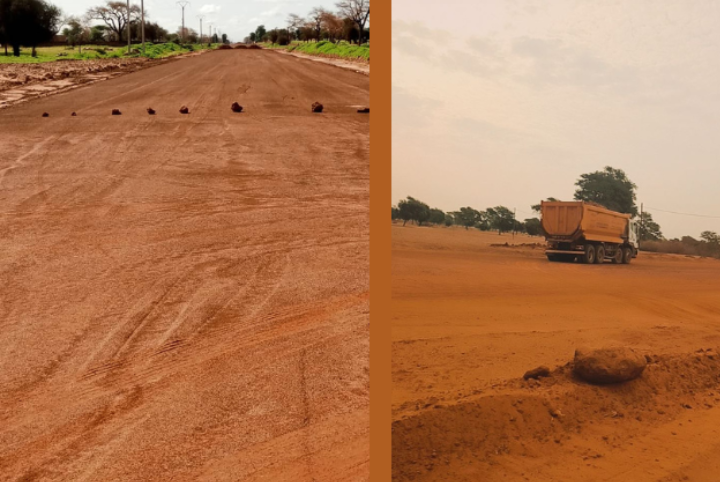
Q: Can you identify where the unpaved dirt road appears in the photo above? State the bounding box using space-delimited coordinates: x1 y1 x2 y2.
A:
0 50 369 482
392 225 720 481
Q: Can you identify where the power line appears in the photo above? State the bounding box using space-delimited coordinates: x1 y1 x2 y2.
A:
645 206 720 219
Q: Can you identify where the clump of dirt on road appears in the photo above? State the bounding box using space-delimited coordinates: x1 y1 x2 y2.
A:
393 348 720 482
179 105 189 114
233 44 248 49
312 101 324 112
231 102 243 112
147 107 155 115
217 44 233 50
248 44 262 49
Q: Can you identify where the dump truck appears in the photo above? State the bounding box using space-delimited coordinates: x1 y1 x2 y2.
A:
541 201 639 264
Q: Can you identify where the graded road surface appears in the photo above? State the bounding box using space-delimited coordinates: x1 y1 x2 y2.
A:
0 50 369 482
392 225 720 482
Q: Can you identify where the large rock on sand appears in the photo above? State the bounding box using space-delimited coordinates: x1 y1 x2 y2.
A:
574 347 647 384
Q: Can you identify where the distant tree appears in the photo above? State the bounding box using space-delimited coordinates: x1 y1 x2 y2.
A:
531 197 559 214
444 213 454 227
86 1 142 43
397 196 430 226
221 33 228 44
212 32 218 43
391 206 401 221
428 208 445 225
308 7 325 41
267 28 279 44
638 212 663 241
453 207 483 230
287 13 304 39
341 17 360 43
1 0 62 57
700 231 720 245
336 0 369 44
486 206 515 234
144 22 167 42
574 167 638 216
249 32 256 42
321 11 343 42
254 25 266 42
89 24 108 42
524 218 543 236
62 16 87 51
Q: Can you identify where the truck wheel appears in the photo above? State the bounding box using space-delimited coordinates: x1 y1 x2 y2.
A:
595 245 605 264
583 244 596 264
622 247 633 264
611 248 623 264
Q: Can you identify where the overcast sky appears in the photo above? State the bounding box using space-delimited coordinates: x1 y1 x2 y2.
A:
392 0 720 239
55 0 337 41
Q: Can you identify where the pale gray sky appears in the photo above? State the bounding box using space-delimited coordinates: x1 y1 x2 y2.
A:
392 0 720 239
55 0 336 41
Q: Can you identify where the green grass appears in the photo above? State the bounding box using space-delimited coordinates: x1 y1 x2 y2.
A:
0 43 221 64
262 40 370 61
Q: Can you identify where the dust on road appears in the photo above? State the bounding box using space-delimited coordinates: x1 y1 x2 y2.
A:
0 50 369 481
392 225 720 481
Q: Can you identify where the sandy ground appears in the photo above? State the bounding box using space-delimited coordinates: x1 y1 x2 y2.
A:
271 49 370 75
0 50 369 481
392 225 720 481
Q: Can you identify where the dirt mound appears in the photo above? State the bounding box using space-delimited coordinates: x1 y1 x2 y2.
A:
233 44 248 49
111 109 121 115
71 112 77 116
147 107 155 115
490 242 545 249
231 102 243 113
523 365 550 380
217 44 232 50
312 101 324 113
357 107 370 113
179 106 189 114
392 349 720 481
41 112 49 117
574 347 647 384
247 44 261 49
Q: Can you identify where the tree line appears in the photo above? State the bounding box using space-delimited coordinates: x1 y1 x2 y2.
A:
247 0 369 46
392 167 717 251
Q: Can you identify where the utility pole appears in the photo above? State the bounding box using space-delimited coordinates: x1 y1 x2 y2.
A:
126 0 131 54
207 23 213 45
141 0 145 55
198 15 204 44
177 1 190 42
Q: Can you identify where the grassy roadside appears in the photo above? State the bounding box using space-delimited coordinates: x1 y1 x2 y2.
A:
0 43 220 64
261 40 369 62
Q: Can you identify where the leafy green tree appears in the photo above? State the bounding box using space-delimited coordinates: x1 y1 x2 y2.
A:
486 206 515 234
453 207 483 230
221 33 228 44
391 206 401 220
428 208 445 225
249 32 256 42
1 0 62 57
524 218 543 236
254 25 266 42
574 166 638 216
638 212 663 241
444 214 454 227
397 197 430 226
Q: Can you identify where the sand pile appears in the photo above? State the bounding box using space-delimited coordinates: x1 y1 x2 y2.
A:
248 44 261 49
217 44 232 50
392 348 720 481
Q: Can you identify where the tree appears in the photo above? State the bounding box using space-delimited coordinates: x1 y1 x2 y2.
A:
287 13 304 39
62 16 87 51
638 212 663 241
336 0 369 44
308 7 325 41
531 197 558 214
221 33 228 44
444 214 454 227
428 208 445 225
700 231 720 245
397 197 430 226
524 218 543 236
254 25 266 43
574 166 638 216
89 24 108 42
249 32 256 42
321 11 343 42
86 1 142 42
486 206 515 234
0 0 62 57
454 207 483 230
